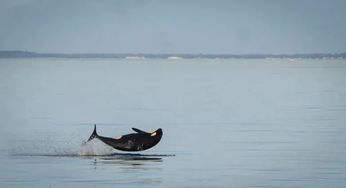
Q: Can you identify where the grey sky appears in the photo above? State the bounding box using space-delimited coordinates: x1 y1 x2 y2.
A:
0 0 346 54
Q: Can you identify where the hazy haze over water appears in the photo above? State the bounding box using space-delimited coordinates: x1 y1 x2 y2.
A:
1 0 346 54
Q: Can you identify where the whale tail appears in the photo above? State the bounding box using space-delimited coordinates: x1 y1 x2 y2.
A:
87 124 99 141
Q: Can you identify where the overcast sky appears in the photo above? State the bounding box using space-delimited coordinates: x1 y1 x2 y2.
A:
0 0 346 54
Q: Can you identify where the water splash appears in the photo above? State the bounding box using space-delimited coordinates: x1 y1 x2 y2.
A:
78 139 115 156
9 135 115 156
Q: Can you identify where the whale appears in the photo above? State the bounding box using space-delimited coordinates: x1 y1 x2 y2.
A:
87 125 163 152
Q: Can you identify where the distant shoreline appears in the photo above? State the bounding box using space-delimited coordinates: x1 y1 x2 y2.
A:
0 50 345 59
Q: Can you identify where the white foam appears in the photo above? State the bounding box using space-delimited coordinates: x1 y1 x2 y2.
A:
78 139 114 156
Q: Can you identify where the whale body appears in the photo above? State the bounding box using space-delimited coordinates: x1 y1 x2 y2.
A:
87 125 163 152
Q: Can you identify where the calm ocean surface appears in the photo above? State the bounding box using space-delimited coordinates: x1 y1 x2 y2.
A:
0 58 346 188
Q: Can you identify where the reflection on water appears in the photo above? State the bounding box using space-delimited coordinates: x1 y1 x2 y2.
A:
89 153 166 166
90 155 165 185
2 153 168 187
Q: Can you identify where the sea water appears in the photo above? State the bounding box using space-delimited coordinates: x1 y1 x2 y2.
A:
0 58 345 188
